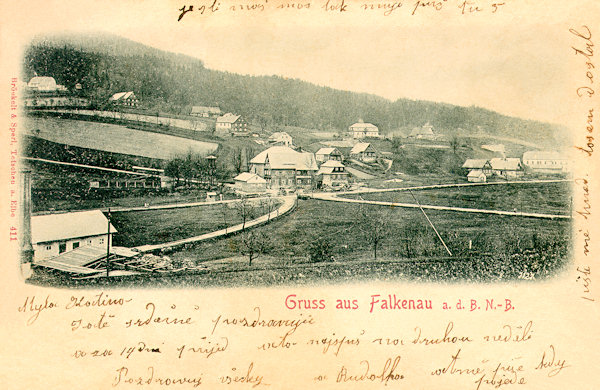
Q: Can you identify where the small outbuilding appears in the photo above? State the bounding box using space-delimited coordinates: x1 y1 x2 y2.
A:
234 172 268 193
31 210 116 262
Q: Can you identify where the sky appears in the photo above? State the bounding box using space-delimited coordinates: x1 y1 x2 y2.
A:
3 0 596 127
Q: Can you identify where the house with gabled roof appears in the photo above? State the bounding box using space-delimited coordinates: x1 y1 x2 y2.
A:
522 151 569 173
109 91 138 107
268 132 293 147
31 210 116 261
317 160 349 188
409 122 438 140
350 120 379 139
249 146 318 190
315 147 343 163
462 159 492 175
234 172 267 193
350 142 376 162
216 113 248 134
489 158 524 179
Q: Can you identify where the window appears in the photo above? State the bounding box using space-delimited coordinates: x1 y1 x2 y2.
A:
72 242 80 250
59 243 67 254
99 238 105 245
87 239 93 245
45 245 52 251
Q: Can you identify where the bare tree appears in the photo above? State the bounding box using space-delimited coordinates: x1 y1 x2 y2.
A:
236 197 256 231
238 231 271 266
356 206 391 260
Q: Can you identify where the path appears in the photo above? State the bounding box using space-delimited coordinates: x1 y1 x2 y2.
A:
309 179 572 220
134 195 297 252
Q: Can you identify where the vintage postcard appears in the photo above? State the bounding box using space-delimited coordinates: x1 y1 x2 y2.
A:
0 0 598 388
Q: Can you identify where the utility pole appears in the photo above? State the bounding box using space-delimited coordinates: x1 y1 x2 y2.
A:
106 208 111 277
409 190 453 256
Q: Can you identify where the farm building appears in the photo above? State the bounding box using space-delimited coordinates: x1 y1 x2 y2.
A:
216 113 248 133
489 158 524 179
409 122 437 140
234 172 268 193
317 160 349 188
31 210 116 261
315 147 343 163
268 132 293 147
522 151 569 173
350 120 379 139
467 169 487 183
462 159 492 175
350 142 377 162
109 91 139 107
190 106 222 117
249 146 318 190
24 96 90 109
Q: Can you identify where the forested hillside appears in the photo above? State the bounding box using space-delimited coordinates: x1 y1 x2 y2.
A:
23 33 564 144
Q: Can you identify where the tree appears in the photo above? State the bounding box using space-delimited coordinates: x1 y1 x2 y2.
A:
238 231 271 266
236 197 256 231
232 147 244 174
356 206 391 260
449 135 460 155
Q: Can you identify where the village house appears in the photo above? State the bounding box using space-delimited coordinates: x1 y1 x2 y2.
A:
462 159 493 175
315 147 343 163
190 106 222 117
31 210 116 261
350 142 377 163
489 158 524 179
409 122 437 140
249 146 318 190
350 120 380 139
317 160 349 188
522 151 569 173
268 132 293 147
467 169 487 183
234 172 268 193
109 91 139 107
216 113 248 134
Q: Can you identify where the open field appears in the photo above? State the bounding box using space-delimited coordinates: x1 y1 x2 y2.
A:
346 181 571 215
162 198 570 279
111 199 281 247
30 197 570 288
25 116 218 160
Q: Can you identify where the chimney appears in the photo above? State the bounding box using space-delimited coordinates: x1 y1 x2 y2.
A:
20 169 34 277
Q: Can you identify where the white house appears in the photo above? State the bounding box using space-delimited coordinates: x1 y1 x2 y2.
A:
462 159 492 175
409 122 437 140
467 169 487 183
315 147 343 163
489 158 524 179
109 91 138 107
522 151 569 173
268 132 293 147
249 146 318 190
350 142 376 162
234 172 268 193
317 160 349 188
31 210 116 261
216 113 248 133
350 121 379 139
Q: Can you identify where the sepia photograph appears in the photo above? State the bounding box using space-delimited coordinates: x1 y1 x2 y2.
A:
19 27 572 288
1 1 598 389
